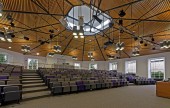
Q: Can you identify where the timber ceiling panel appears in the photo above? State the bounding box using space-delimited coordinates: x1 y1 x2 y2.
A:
0 0 170 61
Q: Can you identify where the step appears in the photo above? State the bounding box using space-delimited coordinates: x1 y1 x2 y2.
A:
23 70 37 73
22 80 43 84
22 86 49 93
22 76 40 78
22 90 51 100
22 78 42 81
22 73 39 76
22 83 46 88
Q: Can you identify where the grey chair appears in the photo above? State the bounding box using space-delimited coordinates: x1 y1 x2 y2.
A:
89 80 96 90
2 86 21 103
95 80 102 89
69 81 77 92
51 82 62 95
83 80 91 90
62 82 70 93
0 81 5 85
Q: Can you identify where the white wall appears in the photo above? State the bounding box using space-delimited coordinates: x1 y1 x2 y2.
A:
75 52 170 79
1 48 170 78
0 48 74 68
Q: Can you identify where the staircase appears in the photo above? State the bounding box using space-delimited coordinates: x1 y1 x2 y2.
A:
22 69 51 100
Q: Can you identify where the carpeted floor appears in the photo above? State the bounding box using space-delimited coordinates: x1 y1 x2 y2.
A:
2 85 170 108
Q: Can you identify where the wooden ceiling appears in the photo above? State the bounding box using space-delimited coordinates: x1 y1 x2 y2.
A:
0 0 170 61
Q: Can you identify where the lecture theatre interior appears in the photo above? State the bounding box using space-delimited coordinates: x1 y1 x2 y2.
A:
0 0 170 108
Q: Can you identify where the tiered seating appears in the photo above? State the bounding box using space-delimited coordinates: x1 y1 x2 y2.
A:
0 64 22 104
134 77 156 85
38 68 129 95
125 73 156 85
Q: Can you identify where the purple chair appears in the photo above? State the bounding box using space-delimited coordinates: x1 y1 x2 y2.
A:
0 76 8 80
76 81 85 91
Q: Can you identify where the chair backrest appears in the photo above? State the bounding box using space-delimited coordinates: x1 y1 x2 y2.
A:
0 80 5 85
7 80 20 85
3 86 19 92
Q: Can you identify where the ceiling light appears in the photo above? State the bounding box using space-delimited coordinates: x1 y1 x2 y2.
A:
48 52 54 57
53 45 61 52
115 42 125 51
73 26 78 36
72 56 77 60
160 40 170 49
93 15 102 24
6 34 12 42
91 57 95 61
8 47 11 49
74 35 78 38
0 31 5 41
36 53 39 55
88 51 93 58
79 26 84 36
80 35 84 38
21 45 30 52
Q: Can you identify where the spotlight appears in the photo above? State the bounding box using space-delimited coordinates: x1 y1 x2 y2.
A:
118 19 123 26
140 40 143 44
36 53 39 55
11 33 15 38
24 36 29 41
151 37 155 41
144 43 147 46
10 22 15 27
49 29 54 33
134 36 138 41
152 47 156 50
6 14 13 21
93 15 102 24
50 34 54 39
119 10 126 17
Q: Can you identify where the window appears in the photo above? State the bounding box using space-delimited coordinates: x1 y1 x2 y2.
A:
148 57 165 80
89 63 97 70
0 54 8 64
27 58 38 70
109 62 117 70
125 60 136 73
74 63 81 69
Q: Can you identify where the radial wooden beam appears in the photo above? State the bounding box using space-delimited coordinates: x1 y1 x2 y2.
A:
95 36 106 61
82 37 85 61
61 35 74 55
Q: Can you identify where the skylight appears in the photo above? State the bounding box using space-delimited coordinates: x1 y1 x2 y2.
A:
65 5 112 36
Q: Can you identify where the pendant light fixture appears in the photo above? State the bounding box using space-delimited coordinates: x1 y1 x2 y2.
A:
115 29 124 51
54 34 61 52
